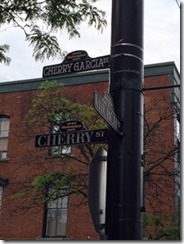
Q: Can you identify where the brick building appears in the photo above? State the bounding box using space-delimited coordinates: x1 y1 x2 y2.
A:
0 61 180 240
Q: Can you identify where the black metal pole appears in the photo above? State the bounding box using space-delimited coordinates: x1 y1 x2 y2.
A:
105 0 144 240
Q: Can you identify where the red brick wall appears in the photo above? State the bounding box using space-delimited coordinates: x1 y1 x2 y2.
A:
0 77 176 239
144 75 175 215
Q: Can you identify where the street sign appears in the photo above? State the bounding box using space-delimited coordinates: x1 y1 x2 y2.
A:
93 91 122 135
35 129 107 147
60 120 84 132
102 92 114 108
42 50 110 78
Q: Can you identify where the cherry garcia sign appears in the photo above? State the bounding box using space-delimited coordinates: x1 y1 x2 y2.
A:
42 50 110 78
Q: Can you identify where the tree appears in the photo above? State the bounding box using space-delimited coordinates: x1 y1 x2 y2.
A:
9 81 180 239
0 0 107 63
143 93 180 240
11 80 106 214
0 44 11 65
143 213 180 240
143 95 180 212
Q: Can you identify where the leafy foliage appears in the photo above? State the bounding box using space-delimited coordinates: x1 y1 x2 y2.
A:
20 80 106 204
143 213 180 240
0 0 107 63
32 171 77 199
0 44 11 64
25 80 105 132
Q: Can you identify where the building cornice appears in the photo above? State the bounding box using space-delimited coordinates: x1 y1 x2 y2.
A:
0 61 180 94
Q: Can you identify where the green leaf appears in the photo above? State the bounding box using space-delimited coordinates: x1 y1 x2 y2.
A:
0 0 107 63
0 44 11 65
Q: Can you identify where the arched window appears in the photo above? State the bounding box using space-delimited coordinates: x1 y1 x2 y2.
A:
0 116 10 160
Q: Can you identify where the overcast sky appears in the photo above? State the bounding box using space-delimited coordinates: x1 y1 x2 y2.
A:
0 0 180 82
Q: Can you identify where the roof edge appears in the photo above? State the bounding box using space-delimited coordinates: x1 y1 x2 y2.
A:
0 61 180 93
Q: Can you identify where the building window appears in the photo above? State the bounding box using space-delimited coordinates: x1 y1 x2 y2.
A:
0 186 3 209
45 188 68 237
0 116 10 160
49 117 71 157
51 146 71 157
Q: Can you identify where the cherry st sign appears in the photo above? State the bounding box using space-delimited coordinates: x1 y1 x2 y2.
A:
35 129 107 148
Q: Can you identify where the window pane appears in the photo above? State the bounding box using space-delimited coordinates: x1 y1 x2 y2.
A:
56 209 67 236
46 209 57 236
51 146 71 157
47 199 57 209
62 146 71 155
57 196 68 209
0 152 7 159
52 125 59 133
0 117 10 137
47 189 58 208
0 138 8 151
45 187 68 237
58 209 67 223
51 146 61 156
0 187 3 209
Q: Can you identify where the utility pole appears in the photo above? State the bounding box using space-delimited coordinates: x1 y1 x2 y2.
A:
105 0 144 240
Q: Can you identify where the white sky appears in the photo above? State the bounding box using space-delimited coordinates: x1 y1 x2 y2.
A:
0 0 181 82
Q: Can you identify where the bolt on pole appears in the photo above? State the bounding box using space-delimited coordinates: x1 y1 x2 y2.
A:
105 0 144 240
